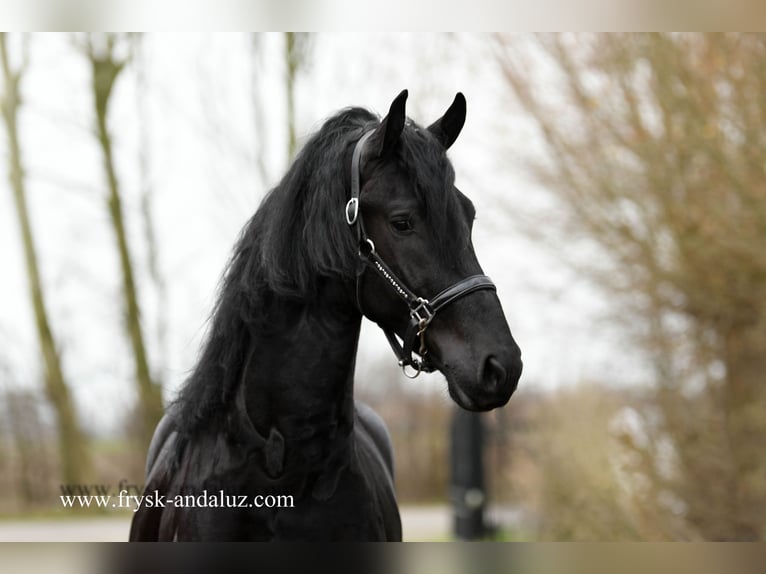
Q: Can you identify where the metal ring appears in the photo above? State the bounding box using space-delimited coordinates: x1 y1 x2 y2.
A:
401 361 422 379
345 198 359 225
358 238 375 256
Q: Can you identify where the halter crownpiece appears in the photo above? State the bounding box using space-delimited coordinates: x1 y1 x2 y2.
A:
346 129 497 378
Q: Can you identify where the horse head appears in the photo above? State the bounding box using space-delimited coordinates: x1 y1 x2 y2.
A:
353 90 522 411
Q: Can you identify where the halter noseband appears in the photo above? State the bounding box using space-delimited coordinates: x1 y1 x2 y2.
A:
345 129 497 378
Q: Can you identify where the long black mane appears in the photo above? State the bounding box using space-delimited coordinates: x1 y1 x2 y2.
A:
172 106 465 436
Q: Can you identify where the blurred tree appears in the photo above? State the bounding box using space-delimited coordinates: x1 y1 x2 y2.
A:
496 33 766 540
132 34 167 390
4 389 53 506
0 33 89 484
249 33 270 187
521 385 642 540
284 33 311 161
78 33 163 448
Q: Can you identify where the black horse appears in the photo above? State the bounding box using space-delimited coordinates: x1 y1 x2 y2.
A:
129 90 522 541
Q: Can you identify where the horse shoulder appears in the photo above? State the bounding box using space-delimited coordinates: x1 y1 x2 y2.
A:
354 400 395 478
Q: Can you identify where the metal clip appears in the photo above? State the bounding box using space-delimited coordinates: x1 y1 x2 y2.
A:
416 318 429 358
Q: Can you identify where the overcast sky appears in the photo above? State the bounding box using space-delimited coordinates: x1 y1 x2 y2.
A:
0 33 644 434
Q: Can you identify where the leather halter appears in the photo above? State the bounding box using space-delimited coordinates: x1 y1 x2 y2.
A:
345 129 497 378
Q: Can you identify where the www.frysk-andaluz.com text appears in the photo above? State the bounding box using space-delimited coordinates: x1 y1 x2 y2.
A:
59 484 294 513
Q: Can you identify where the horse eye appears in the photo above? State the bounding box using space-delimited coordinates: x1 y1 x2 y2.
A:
391 218 413 233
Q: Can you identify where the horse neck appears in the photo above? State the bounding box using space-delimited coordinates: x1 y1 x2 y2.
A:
241 281 362 448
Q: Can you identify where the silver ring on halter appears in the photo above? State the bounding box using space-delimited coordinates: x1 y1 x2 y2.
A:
345 198 359 225
400 359 422 379
359 238 375 257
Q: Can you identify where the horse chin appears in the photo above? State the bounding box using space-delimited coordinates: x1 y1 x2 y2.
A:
445 376 512 412
447 381 481 411
427 354 503 412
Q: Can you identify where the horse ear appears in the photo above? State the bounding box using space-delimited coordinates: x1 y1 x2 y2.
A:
427 92 466 150
370 89 408 157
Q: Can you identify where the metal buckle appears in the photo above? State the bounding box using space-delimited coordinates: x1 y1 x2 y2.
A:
345 198 359 225
410 297 433 325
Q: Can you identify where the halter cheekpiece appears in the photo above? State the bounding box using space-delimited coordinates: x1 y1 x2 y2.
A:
346 129 497 378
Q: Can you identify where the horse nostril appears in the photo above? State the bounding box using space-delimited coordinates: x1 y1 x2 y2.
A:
482 355 507 389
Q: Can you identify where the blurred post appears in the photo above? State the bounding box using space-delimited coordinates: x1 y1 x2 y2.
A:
450 406 487 539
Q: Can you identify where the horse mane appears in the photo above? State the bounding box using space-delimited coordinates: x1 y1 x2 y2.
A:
171 105 466 436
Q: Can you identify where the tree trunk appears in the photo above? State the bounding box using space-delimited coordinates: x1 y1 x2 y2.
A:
284 33 311 162
285 32 298 161
134 35 167 390
0 33 89 484
88 37 163 448
719 324 766 540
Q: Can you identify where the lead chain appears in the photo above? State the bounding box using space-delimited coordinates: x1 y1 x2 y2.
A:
417 318 428 358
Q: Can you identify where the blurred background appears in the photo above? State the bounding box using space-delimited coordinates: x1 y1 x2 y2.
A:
0 32 764 541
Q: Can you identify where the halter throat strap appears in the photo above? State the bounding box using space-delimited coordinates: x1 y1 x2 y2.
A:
345 129 496 377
